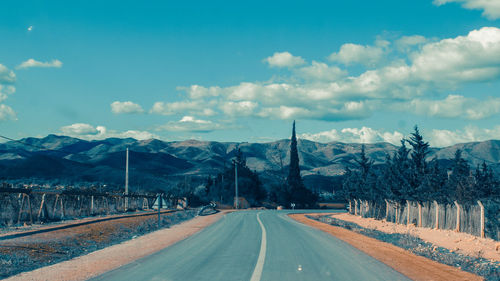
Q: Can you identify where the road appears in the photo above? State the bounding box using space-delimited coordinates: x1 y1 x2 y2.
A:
91 211 410 281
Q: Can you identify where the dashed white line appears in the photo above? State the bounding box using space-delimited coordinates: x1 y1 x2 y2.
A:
250 212 267 281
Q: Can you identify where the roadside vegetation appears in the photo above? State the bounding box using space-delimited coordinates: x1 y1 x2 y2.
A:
342 126 500 239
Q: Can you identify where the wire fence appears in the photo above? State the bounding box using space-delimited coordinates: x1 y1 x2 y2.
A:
0 189 156 226
348 198 499 240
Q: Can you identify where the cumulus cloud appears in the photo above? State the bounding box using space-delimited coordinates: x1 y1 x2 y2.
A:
434 0 500 20
157 116 228 132
220 101 258 116
150 100 217 116
0 64 16 121
430 126 500 147
395 95 500 120
0 64 16 84
296 61 347 81
409 27 500 86
17 59 63 69
264 52 305 68
301 125 500 147
60 123 157 140
328 40 389 67
301 127 404 145
0 104 16 121
148 27 500 124
110 101 144 114
60 123 100 135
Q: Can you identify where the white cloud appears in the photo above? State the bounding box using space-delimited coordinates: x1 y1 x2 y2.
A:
0 64 16 84
301 127 404 145
296 61 347 81
409 27 500 86
434 0 500 20
220 101 258 116
157 116 227 132
60 123 157 140
0 64 16 121
328 40 388 67
110 101 144 114
148 27 500 123
430 126 500 147
61 123 100 135
264 52 305 68
150 100 217 116
396 95 500 120
17 59 63 69
0 104 16 121
395 35 429 52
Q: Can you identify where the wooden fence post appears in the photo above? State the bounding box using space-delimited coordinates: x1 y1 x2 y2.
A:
418 202 422 227
477 200 485 238
384 199 389 221
60 196 64 219
434 200 439 230
406 200 410 225
91 195 94 215
395 202 399 224
354 199 358 216
348 200 352 214
104 197 110 215
454 201 460 232
37 193 47 221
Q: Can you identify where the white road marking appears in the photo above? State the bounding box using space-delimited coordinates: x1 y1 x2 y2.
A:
250 212 267 281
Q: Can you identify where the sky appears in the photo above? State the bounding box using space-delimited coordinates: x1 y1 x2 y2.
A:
1 0 500 147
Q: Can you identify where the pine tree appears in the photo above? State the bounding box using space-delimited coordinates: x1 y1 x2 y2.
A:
406 126 430 201
391 140 411 202
350 144 375 200
474 161 496 199
448 149 473 204
421 158 447 202
407 125 430 176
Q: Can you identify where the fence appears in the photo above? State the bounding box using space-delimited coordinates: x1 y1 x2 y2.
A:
0 188 156 226
348 198 498 240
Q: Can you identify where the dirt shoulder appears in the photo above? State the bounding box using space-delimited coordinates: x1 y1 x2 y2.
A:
4 211 225 281
332 213 499 262
289 213 483 281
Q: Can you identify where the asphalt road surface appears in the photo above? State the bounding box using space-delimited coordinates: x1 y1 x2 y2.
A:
91 210 410 281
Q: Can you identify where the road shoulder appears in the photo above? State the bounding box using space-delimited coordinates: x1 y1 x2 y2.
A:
289 213 483 281
5 212 226 281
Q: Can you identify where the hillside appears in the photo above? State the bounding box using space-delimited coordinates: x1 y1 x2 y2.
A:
1 135 499 192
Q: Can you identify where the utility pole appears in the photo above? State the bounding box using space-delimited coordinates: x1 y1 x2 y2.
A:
125 147 129 211
234 160 239 209
220 174 224 203
157 193 162 228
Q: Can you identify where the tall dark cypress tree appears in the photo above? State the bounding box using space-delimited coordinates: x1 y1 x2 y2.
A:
286 121 317 208
287 121 302 187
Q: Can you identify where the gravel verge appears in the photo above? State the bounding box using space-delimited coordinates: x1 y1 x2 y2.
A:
0 209 197 279
310 215 499 281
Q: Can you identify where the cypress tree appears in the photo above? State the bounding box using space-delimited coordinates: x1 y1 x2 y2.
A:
286 121 316 208
287 121 302 187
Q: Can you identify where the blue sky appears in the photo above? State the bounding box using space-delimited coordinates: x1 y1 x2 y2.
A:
1 0 500 146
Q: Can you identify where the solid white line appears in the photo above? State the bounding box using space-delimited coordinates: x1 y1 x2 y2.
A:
250 212 267 281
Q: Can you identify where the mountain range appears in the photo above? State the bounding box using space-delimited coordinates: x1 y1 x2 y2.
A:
1 134 500 193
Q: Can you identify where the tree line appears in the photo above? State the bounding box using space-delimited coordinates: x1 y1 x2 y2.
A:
342 126 500 205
